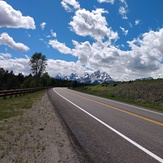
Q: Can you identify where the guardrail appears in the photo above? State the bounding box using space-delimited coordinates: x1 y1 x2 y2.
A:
0 87 49 99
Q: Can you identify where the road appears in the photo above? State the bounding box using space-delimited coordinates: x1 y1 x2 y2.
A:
48 88 163 163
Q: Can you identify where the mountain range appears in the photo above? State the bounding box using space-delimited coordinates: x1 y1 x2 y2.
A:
55 70 113 84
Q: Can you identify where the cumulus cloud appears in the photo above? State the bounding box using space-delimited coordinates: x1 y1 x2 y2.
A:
72 28 163 80
47 59 87 76
72 40 121 71
69 8 118 41
0 1 35 29
97 0 114 4
120 26 128 35
72 40 94 64
127 28 163 72
47 27 163 80
49 39 72 54
0 56 31 75
40 22 46 30
0 32 30 52
61 0 80 12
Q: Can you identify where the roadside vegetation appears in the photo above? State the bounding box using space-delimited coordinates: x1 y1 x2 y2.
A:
0 90 46 160
73 79 163 112
0 90 46 120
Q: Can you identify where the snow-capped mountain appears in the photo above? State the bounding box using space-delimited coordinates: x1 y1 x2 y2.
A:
55 70 113 84
135 77 153 81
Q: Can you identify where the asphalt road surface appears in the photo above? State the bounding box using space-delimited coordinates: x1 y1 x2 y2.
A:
48 88 163 163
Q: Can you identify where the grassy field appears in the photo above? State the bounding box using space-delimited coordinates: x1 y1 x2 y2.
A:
0 90 46 120
73 79 163 112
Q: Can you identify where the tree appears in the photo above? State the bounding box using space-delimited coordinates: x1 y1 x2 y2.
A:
29 52 47 78
40 72 52 86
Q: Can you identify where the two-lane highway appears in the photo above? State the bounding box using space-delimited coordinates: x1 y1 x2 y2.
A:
48 88 163 163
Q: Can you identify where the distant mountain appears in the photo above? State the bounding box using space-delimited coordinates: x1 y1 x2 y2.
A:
55 70 113 84
135 77 153 81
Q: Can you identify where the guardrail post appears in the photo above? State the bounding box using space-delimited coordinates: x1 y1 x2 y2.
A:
3 92 6 99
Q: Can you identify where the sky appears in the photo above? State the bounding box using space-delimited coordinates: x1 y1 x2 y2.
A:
0 0 163 81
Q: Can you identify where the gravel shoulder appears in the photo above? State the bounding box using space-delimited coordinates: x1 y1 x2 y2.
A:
0 93 85 163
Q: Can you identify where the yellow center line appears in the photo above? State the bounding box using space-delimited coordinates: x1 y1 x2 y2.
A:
66 90 163 127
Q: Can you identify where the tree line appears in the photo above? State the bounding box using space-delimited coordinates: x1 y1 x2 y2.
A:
0 52 82 90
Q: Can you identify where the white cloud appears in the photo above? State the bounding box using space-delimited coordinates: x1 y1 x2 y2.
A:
49 39 72 54
50 30 57 37
46 30 57 38
46 27 163 80
135 19 140 25
120 26 128 35
40 22 46 30
119 6 127 19
0 1 35 29
120 0 128 7
0 57 88 77
129 22 133 28
97 0 114 4
0 52 12 60
0 32 30 52
47 59 87 76
69 8 118 41
0 56 31 75
61 0 80 12
72 40 122 72
39 38 44 41
72 40 94 64
119 0 128 19
127 28 163 72
0 52 12 58
71 28 163 80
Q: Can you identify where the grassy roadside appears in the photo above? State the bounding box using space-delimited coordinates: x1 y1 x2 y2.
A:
0 90 46 120
73 79 163 112
0 90 47 161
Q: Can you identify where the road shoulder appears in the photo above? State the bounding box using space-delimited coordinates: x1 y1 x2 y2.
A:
0 93 84 163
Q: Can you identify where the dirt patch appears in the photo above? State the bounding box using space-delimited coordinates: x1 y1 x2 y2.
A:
0 93 84 163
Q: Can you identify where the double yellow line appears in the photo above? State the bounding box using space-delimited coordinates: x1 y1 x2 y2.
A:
66 90 163 127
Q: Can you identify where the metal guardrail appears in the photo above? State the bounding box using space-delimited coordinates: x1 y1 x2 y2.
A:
0 87 48 99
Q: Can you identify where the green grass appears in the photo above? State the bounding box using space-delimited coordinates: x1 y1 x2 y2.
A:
73 80 163 112
0 90 46 120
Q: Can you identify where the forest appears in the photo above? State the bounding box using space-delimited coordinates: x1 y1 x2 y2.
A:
0 68 81 90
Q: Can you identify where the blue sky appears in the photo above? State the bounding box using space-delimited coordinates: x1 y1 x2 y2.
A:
0 0 163 81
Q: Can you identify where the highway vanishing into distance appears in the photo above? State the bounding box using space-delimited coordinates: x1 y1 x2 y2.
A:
48 88 163 163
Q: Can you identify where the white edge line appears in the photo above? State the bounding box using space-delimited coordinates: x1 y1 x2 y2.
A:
53 88 163 163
